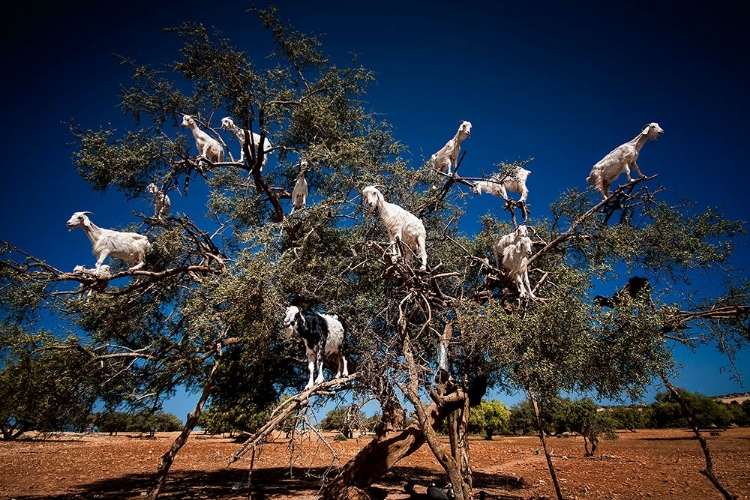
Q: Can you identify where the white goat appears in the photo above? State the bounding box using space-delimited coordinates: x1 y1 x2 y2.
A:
73 264 111 278
501 236 535 298
291 173 308 215
362 186 428 271
66 212 151 271
181 114 224 164
220 116 273 170
492 225 529 269
73 264 111 296
473 167 531 203
587 122 664 199
146 183 170 220
429 121 472 175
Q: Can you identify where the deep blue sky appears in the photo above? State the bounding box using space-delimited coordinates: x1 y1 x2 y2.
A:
2 1 748 419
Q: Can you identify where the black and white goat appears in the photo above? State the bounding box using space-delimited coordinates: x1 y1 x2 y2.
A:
283 305 349 389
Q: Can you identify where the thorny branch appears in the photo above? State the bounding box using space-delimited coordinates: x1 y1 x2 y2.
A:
228 373 359 465
527 175 659 267
660 373 738 500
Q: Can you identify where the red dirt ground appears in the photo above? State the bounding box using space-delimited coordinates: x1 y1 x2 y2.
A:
1 427 748 499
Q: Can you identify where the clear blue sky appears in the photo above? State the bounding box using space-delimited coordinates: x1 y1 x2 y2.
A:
2 1 748 420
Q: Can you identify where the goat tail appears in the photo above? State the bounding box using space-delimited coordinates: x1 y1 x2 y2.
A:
586 171 600 189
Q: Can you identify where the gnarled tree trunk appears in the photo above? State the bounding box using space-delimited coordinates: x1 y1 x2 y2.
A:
319 404 441 499
148 348 222 499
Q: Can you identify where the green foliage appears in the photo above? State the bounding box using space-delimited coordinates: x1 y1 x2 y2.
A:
0 5 747 476
507 399 543 436
320 408 345 431
649 389 737 429
96 411 131 435
96 411 182 434
607 405 649 430
735 400 750 426
468 400 511 439
504 391 749 437
0 329 102 439
321 407 350 431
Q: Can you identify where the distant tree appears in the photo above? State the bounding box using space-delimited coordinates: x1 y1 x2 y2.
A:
149 412 183 432
197 406 233 436
546 397 575 435
566 398 615 456
321 406 367 435
96 411 131 435
608 405 647 431
649 394 686 428
508 399 551 436
467 404 486 436
364 413 382 433
653 390 734 429
738 400 750 427
319 407 345 432
469 400 510 440
0 329 101 440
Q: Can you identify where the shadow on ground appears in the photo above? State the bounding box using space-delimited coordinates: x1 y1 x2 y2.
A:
9 466 531 499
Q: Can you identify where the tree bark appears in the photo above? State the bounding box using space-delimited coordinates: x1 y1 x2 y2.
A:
661 373 737 500
148 349 222 499
529 389 564 500
319 420 430 498
320 331 454 499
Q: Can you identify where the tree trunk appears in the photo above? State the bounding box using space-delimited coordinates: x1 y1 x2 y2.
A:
529 389 564 500
401 327 469 500
661 373 737 500
320 329 455 499
147 350 221 499
319 420 430 498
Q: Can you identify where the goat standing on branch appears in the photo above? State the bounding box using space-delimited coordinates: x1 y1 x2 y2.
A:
472 167 531 203
429 121 472 176
181 114 224 165
147 183 171 220
283 305 349 390
362 185 428 271
587 122 664 199
492 225 529 269
220 116 273 170
594 276 654 310
290 158 309 215
66 211 151 271
501 233 535 299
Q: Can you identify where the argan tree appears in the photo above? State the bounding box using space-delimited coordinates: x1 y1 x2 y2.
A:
1 7 747 500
